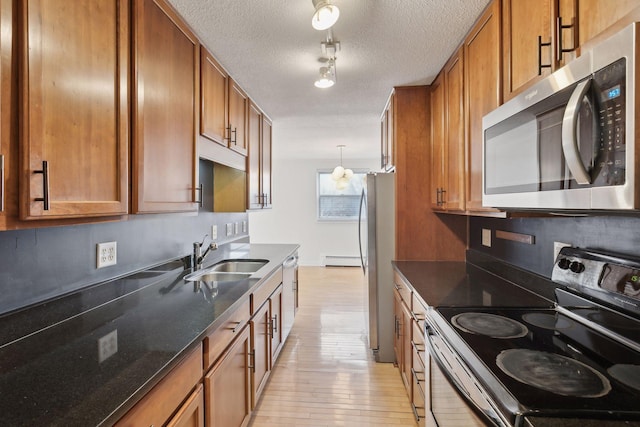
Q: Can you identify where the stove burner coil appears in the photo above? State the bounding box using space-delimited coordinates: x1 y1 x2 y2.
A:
452 312 528 339
607 364 640 392
497 349 612 398
521 312 574 330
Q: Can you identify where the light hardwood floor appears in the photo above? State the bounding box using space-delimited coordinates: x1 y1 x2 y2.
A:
249 266 417 427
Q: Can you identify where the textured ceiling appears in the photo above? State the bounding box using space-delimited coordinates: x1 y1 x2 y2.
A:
166 0 491 158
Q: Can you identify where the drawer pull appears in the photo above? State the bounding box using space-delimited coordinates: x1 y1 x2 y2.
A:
231 321 242 333
411 402 425 421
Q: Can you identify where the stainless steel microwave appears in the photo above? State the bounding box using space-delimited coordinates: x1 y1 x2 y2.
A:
483 23 638 211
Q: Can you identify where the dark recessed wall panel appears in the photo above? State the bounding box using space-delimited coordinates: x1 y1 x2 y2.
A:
469 215 640 278
0 211 248 316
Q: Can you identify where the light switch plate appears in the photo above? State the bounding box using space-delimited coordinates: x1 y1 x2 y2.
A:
242 221 247 233
481 229 492 247
226 223 233 236
211 225 217 240
98 329 118 363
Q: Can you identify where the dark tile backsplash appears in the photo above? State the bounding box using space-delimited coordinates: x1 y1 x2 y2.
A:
0 211 248 315
469 215 640 278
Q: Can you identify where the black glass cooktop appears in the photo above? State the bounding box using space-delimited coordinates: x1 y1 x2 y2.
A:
437 306 640 420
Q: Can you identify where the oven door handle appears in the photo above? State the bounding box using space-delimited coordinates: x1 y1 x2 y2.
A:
561 78 593 185
425 326 508 427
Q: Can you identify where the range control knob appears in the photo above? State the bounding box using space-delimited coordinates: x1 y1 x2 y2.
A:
557 258 571 270
569 261 585 273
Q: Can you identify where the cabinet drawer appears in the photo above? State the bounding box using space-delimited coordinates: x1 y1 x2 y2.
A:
203 299 251 370
411 344 426 422
411 293 428 329
412 320 426 365
393 271 412 308
116 343 203 427
251 267 283 314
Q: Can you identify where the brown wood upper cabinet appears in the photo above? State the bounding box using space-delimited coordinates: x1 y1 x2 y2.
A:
380 92 394 171
200 47 229 147
503 0 640 101
228 78 249 156
430 48 465 212
247 101 272 209
132 0 199 213
19 0 129 220
464 0 502 213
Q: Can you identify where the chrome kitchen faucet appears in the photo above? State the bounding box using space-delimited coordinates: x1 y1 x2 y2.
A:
193 235 218 270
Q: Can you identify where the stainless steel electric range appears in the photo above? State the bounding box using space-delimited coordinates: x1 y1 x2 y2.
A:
426 247 640 427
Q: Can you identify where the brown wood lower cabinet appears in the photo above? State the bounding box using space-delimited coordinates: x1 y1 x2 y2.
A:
204 325 252 427
116 344 203 427
167 384 205 427
251 300 271 408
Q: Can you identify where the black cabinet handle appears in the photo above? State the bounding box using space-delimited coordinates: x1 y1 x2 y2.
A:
248 349 255 373
34 160 50 211
195 183 203 207
556 16 576 62
537 35 552 75
231 127 237 145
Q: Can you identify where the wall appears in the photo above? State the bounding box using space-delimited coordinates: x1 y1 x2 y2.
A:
0 210 248 316
469 215 640 278
249 116 380 266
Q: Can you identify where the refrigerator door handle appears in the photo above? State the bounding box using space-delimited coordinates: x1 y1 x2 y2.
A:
358 189 366 274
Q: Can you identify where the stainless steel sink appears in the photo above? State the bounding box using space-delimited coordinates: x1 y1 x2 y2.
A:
184 271 252 282
209 259 268 273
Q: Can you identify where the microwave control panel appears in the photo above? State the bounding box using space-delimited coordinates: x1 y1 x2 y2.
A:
593 57 626 187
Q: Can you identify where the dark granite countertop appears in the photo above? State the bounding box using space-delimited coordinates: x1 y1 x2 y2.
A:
392 259 554 309
0 242 298 426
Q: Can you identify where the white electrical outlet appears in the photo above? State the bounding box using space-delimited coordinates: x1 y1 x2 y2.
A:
482 229 492 247
211 225 217 240
96 241 117 268
242 221 247 233
226 223 233 236
98 329 118 363
554 242 571 262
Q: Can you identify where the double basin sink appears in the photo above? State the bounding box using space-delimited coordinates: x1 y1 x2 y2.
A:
184 259 268 284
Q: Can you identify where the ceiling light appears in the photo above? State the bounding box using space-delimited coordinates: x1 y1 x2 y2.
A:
311 0 340 30
332 145 353 189
314 64 335 88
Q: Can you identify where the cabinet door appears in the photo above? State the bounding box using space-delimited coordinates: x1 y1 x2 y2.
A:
465 0 502 212
429 73 445 210
393 289 407 391
577 0 640 46
200 47 228 147
503 0 555 100
261 115 272 208
250 301 271 408
166 384 205 427
385 92 394 170
0 0 11 226
247 102 262 209
132 0 198 213
401 301 413 395
380 109 388 170
228 79 248 156
205 325 251 427
444 49 465 212
20 0 129 219
270 284 283 363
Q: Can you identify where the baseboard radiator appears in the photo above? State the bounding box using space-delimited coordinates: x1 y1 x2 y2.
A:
323 255 361 267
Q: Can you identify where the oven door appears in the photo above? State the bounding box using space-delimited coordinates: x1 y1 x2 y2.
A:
425 318 510 427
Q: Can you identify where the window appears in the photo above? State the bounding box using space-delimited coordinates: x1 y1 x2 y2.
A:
317 170 367 221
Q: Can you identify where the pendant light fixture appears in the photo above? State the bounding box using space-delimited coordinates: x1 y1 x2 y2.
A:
332 145 353 190
311 0 340 31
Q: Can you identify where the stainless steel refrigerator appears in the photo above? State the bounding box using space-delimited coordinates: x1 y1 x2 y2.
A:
358 172 395 363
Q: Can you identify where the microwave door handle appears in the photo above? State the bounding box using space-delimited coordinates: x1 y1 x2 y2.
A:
561 78 592 185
